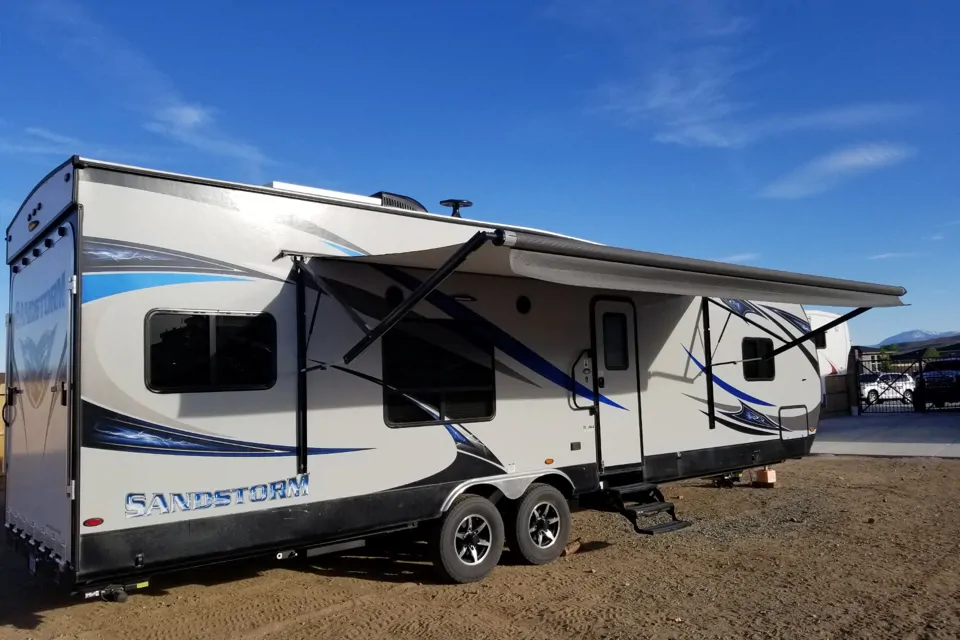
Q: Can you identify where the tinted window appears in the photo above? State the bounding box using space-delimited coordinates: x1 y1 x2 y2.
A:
742 338 775 381
860 373 879 383
147 312 277 393
812 331 827 349
382 319 495 426
602 313 629 371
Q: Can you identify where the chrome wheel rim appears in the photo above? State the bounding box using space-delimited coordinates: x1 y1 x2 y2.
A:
455 514 492 566
528 502 561 549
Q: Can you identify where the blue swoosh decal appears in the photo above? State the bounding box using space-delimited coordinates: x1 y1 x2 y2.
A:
82 272 250 304
683 347 775 407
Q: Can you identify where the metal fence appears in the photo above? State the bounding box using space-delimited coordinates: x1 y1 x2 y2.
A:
854 348 960 414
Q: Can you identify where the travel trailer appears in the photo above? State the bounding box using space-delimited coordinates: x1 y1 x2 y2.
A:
806 309 852 400
4 157 905 599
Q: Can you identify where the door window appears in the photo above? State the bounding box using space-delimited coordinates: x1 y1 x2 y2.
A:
602 312 629 371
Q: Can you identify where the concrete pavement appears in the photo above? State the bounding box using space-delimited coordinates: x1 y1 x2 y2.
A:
811 411 960 458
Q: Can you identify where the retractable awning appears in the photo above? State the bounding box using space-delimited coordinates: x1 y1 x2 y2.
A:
305 229 906 308
283 228 906 366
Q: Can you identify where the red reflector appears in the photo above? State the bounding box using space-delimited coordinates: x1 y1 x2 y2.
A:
82 518 104 527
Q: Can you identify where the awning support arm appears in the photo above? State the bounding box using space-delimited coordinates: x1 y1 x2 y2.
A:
341 229 506 365
768 307 869 359
704 299 870 365
701 297 717 430
293 257 309 475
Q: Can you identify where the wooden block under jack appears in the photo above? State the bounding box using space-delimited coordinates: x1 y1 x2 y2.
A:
753 467 777 488
561 537 582 557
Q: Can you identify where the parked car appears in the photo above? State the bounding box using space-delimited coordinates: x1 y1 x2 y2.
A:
860 371 915 405
916 358 960 408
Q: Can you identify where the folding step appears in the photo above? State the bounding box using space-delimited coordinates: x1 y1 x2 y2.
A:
608 481 657 496
623 501 673 517
636 520 692 535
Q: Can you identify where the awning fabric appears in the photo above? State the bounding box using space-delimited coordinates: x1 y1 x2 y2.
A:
299 229 907 308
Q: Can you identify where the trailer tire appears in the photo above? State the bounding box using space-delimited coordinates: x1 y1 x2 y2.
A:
432 494 504 584
510 483 571 565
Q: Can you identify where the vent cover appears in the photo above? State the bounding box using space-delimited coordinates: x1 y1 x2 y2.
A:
370 191 428 213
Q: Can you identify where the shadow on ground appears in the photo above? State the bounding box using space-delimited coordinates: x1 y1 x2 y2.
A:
0 522 616 630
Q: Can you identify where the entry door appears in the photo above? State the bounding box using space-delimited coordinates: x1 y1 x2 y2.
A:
593 300 643 469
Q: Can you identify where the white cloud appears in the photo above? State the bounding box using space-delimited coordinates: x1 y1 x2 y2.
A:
867 252 916 260
22 127 81 146
759 143 915 199
556 2 920 148
23 0 272 176
717 252 760 264
0 126 144 160
931 233 945 241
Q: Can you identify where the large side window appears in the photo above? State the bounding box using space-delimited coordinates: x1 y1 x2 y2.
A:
146 311 277 393
382 319 495 427
742 337 775 381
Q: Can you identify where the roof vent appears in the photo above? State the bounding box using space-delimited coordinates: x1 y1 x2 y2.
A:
370 191 428 213
440 199 472 218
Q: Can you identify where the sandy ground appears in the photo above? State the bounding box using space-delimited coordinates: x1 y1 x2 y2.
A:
1 456 959 640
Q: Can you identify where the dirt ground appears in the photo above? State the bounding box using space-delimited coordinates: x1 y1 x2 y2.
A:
1 456 959 640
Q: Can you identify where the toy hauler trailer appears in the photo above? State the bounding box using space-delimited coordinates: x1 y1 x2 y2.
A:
3 157 906 599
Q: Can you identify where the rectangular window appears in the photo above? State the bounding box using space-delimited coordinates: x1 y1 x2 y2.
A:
382 319 495 426
742 337 775 381
812 331 827 350
146 311 277 393
602 312 629 371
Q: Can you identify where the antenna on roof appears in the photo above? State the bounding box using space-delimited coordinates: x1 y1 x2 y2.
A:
440 199 472 218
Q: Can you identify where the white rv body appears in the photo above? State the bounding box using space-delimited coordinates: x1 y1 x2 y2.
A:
806 309 852 403
806 309 851 377
3 157 905 591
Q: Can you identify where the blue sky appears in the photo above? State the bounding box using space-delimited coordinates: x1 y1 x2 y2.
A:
1 0 958 354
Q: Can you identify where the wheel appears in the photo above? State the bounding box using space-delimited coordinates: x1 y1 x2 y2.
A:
509 483 572 565
903 389 913 404
867 390 879 405
431 494 504 584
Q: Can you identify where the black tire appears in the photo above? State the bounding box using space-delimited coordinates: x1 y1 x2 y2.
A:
509 483 572 565
431 494 504 584
903 389 913 404
867 390 879 405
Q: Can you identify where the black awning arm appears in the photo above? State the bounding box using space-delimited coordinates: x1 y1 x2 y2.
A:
768 307 868 359
700 297 717 430
704 301 869 367
341 229 506 365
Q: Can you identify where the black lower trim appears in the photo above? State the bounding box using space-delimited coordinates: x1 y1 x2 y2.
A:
641 436 813 484
76 462 596 585
561 462 601 495
78 481 454 583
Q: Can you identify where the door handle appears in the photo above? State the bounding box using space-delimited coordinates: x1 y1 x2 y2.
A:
598 376 605 389
60 381 68 407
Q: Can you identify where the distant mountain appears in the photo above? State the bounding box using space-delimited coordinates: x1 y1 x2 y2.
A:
876 330 960 347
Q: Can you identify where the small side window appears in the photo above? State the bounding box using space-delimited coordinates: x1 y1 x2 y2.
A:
602 312 629 371
742 338 775 381
812 331 827 350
